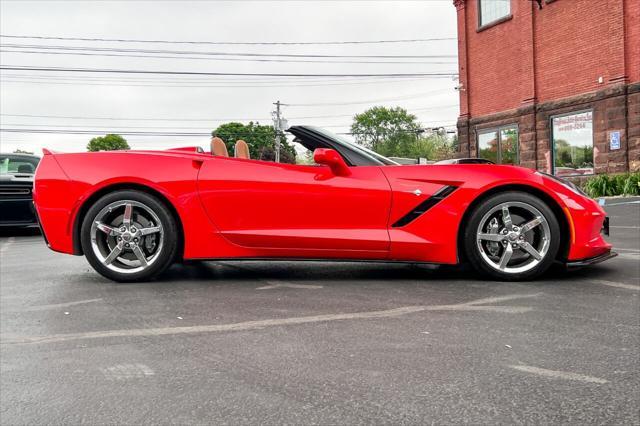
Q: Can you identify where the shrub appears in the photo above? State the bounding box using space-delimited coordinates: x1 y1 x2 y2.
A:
582 172 640 198
621 172 640 196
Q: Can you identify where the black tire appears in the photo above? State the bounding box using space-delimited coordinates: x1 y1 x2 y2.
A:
80 190 178 282
463 191 560 281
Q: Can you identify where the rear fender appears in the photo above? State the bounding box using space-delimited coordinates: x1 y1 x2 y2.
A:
33 154 75 253
37 151 217 258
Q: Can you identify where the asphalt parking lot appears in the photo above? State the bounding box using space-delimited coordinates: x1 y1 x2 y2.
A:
1 198 638 425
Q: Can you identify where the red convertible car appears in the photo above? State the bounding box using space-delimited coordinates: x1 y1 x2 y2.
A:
33 126 615 282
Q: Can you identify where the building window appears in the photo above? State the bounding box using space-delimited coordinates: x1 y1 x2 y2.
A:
478 0 511 27
551 110 594 176
477 125 518 164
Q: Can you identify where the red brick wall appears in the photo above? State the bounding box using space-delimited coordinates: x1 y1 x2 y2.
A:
625 0 640 84
462 0 533 117
535 0 622 102
457 0 640 116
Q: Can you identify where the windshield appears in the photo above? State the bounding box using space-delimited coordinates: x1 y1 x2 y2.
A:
308 126 399 166
0 155 40 175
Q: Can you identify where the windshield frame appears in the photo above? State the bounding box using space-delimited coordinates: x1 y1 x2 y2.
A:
302 126 400 166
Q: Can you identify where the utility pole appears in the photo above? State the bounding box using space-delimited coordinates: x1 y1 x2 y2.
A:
272 100 287 163
274 100 281 163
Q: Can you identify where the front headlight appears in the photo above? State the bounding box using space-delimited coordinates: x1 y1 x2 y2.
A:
536 171 588 197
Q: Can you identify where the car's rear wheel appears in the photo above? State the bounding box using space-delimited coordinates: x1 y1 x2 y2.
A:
80 190 178 282
463 191 560 281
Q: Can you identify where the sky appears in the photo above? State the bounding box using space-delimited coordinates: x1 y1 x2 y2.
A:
0 0 459 154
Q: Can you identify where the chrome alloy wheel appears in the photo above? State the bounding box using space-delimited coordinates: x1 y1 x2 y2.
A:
475 201 551 274
90 200 164 274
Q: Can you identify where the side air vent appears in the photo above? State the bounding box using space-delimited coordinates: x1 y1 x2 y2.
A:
0 186 31 196
392 185 458 228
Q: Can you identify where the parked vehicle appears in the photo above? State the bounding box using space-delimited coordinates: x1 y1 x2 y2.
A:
33 126 615 282
0 153 40 227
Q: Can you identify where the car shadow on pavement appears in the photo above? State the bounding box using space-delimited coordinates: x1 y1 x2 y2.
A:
149 260 471 284
143 259 621 288
0 226 42 238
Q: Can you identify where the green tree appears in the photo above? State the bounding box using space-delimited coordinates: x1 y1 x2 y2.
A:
428 133 457 161
351 106 424 156
351 106 455 159
212 122 296 163
87 134 130 152
553 139 573 167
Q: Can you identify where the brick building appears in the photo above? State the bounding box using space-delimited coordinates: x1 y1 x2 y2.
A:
453 0 639 178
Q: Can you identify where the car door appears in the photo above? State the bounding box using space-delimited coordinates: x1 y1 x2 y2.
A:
197 156 391 255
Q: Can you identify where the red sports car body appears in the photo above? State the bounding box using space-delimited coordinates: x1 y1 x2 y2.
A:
33 126 615 282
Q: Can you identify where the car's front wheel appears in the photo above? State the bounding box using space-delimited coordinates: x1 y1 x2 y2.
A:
463 191 560 281
80 190 178 282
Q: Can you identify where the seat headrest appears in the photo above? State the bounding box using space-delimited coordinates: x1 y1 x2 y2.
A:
211 137 228 157
234 140 250 159
17 164 34 174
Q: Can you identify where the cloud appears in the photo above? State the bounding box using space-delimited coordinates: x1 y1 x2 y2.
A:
0 1 459 154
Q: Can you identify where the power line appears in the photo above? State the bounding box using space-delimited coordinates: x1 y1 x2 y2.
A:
0 128 210 136
0 104 458 122
0 76 448 89
1 48 458 65
0 43 458 59
1 128 456 137
0 72 433 83
0 120 458 131
290 104 459 118
3 123 228 130
0 34 457 45
283 90 451 107
0 65 458 78
0 113 270 122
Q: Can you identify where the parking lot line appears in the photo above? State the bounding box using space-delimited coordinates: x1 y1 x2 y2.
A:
20 298 104 312
615 247 640 252
256 280 324 290
618 252 640 260
603 200 640 206
589 280 640 291
509 365 608 384
100 364 155 381
2 293 540 346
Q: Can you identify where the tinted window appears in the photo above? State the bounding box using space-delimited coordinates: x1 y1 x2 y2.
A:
0 155 40 174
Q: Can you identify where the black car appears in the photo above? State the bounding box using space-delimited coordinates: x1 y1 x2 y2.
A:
0 153 40 227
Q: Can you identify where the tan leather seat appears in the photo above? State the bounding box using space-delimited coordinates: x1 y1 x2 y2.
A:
211 137 228 157
234 140 250 159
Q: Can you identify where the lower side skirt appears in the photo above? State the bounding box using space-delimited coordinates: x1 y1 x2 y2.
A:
184 257 447 267
565 251 618 269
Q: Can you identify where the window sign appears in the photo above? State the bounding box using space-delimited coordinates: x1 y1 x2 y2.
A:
609 131 621 150
552 111 594 176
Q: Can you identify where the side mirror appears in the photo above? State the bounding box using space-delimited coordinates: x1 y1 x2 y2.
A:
313 148 351 176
